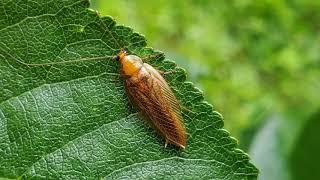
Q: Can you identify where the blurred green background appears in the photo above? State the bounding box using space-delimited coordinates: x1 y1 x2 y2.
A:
91 0 320 179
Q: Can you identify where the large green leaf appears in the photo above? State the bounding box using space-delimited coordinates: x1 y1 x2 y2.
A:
290 110 320 180
0 0 258 179
249 109 320 180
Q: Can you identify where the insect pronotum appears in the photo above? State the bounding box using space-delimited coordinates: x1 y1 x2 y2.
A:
6 47 187 149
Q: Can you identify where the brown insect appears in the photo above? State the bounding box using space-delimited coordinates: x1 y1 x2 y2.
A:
114 50 187 148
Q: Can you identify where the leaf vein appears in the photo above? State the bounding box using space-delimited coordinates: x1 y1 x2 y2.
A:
20 113 138 178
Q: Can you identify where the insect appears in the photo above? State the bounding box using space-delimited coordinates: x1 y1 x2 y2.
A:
114 50 187 149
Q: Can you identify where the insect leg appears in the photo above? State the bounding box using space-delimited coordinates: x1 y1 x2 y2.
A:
141 53 164 61
165 139 169 148
180 105 193 114
159 69 178 75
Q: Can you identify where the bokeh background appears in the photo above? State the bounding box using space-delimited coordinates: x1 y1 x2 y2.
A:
91 1 320 179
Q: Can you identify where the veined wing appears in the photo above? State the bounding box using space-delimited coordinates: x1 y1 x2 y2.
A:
125 63 186 148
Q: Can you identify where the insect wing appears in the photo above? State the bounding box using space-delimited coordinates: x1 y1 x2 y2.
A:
125 63 186 148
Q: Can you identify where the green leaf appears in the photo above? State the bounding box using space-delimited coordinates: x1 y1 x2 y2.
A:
249 115 292 180
290 110 320 180
250 110 320 180
0 0 258 179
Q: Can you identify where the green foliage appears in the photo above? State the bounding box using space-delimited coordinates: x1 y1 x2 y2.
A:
249 110 320 180
289 110 320 180
94 0 320 179
0 0 258 179
249 115 292 180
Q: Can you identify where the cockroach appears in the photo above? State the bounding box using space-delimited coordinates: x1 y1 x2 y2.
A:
7 47 187 148
114 50 187 149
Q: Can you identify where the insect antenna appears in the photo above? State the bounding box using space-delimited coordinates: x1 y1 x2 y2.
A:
94 11 129 51
0 45 115 67
141 53 164 61
0 11 136 67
